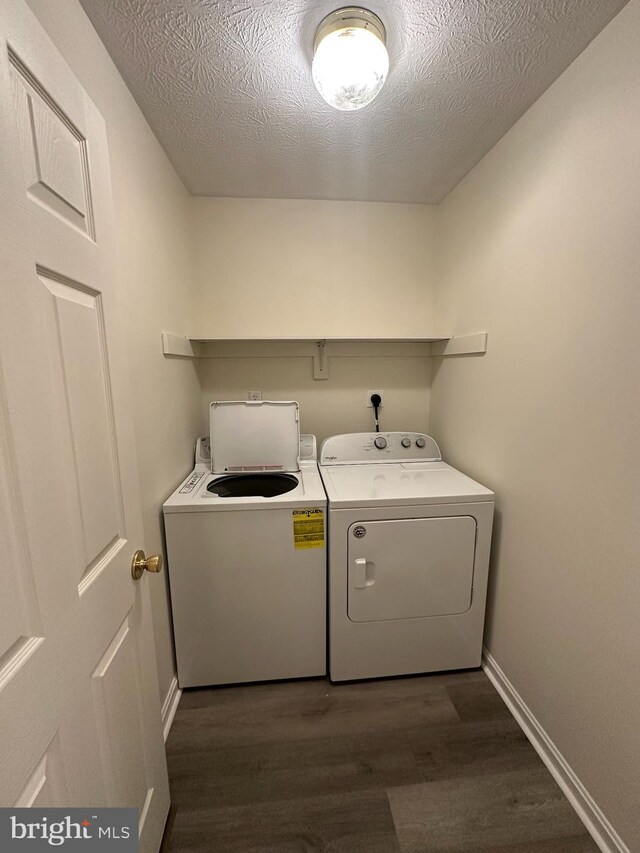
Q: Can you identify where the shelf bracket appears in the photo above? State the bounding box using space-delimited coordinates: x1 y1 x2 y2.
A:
313 339 329 380
430 332 487 357
162 332 196 358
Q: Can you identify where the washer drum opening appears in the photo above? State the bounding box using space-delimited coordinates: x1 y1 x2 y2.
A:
206 473 299 498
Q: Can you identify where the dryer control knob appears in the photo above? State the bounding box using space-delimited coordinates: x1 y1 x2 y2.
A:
401 438 411 448
415 437 426 448
374 436 387 449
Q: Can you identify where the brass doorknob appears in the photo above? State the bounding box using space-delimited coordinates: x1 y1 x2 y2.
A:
131 549 163 580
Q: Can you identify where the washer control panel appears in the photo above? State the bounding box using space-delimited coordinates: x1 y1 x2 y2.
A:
179 471 206 494
299 433 318 460
195 436 211 466
320 432 441 465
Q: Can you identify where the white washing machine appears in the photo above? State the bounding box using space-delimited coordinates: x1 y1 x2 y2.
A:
163 401 327 688
319 432 494 681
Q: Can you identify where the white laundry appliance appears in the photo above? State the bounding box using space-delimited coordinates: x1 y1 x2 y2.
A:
163 401 327 688
319 432 494 681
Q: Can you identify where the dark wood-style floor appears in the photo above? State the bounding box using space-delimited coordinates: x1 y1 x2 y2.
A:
164 670 598 852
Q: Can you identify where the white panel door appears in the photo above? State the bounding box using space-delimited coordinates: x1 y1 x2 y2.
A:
348 516 477 622
0 2 169 851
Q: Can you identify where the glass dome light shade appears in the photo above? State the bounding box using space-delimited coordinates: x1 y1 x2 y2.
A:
312 9 389 111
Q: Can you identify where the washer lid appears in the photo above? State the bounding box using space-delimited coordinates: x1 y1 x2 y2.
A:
209 400 300 473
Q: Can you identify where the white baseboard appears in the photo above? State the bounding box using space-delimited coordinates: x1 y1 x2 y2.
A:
161 675 182 742
482 648 629 853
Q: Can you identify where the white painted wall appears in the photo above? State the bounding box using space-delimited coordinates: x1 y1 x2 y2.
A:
191 197 439 339
196 343 431 446
25 0 202 712
431 2 640 848
192 198 438 440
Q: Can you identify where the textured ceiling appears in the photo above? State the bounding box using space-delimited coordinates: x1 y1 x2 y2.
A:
80 0 628 203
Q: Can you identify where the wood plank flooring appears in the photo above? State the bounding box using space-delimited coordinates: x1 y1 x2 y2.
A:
164 670 598 852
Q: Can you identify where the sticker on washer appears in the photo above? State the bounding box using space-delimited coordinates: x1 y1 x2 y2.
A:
292 508 325 550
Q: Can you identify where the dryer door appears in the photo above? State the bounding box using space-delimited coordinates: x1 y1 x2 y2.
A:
348 516 476 622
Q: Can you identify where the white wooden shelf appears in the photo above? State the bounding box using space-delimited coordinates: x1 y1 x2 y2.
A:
161 331 487 379
188 335 451 343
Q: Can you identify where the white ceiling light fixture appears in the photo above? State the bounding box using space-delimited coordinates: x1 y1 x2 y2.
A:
312 7 389 112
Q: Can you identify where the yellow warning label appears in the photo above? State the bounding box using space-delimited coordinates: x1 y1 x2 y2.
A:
292 508 325 550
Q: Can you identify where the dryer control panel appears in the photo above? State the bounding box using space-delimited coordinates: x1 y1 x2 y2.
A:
320 432 441 465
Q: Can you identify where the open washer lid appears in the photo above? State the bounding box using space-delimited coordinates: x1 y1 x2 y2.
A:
209 400 300 473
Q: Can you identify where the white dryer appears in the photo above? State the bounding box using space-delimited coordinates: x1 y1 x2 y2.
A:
319 432 494 681
163 401 327 688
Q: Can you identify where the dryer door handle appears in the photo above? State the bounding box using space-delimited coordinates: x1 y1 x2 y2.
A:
353 558 375 589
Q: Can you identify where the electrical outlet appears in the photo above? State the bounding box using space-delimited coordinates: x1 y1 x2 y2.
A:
366 390 384 408
248 390 262 401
